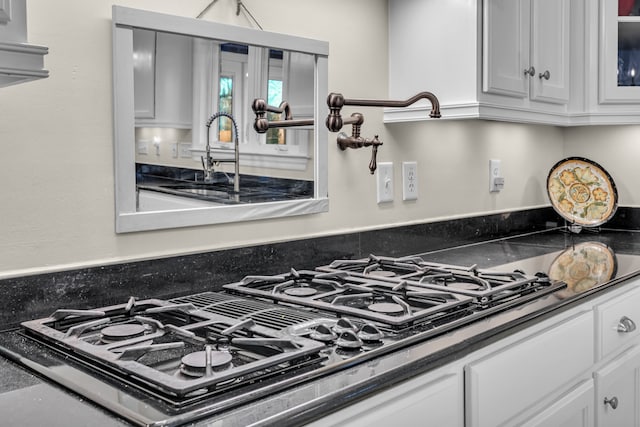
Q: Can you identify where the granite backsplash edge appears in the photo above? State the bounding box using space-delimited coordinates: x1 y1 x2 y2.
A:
2 206 621 328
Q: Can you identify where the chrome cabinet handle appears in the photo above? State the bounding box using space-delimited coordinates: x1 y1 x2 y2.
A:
617 316 636 333
539 70 550 80
524 66 536 76
604 396 619 410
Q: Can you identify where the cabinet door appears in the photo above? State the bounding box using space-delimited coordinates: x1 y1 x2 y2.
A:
466 311 593 427
599 0 640 103
529 0 570 104
133 29 155 119
483 0 530 98
135 31 193 128
153 32 193 128
594 344 640 426
305 371 463 427
520 380 594 427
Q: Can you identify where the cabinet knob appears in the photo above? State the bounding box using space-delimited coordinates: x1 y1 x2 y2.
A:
539 70 551 80
604 396 619 410
617 316 636 333
524 66 536 77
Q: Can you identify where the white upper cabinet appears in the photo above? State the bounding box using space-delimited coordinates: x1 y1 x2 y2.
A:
572 0 640 124
386 0 573 125
0 0 48 87
134 31 193 128
387 0 640 126
484 0 570 105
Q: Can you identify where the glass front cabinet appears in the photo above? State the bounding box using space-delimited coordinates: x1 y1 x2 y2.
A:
600 0 640 103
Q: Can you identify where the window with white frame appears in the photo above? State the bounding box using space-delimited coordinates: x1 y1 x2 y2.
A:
191 41 314 171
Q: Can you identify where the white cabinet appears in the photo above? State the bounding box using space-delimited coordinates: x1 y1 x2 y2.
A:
465 310 594 427
520 380 594 427
594 282 640 360
594 344 640 426
386 0 573 125
483 0 570 105
0 0 48 87
305 369 463 427
572 0 640 124
132 29 155 120
134 31 193 128
597 0 640 104
591 281 640 426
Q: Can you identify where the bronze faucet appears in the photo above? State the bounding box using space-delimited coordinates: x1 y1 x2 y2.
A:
251 98 314 134
326 91 441 131
325 91 441 175
334 112 382 174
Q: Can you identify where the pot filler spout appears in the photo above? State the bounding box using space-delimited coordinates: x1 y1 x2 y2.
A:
251 90 441 174
324 91 441 174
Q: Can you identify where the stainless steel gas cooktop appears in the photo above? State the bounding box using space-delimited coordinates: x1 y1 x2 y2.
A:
0 255 566 426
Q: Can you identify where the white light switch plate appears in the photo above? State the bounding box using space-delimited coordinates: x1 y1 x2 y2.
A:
377 162 394 203
489 159 504 192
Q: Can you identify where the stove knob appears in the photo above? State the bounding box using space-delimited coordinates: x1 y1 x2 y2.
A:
333 318 358 334
309 324 338 342
336 330 363 350
357 323 384 342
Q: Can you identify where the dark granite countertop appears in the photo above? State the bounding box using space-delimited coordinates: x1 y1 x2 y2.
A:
3 227 640 426
0 357 130 426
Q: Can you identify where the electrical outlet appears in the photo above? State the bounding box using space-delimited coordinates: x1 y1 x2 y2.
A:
136 140 148 155
170 142 178 158
377 162 394 203
179 143 192 159
489 159 504 192
402 161 418 200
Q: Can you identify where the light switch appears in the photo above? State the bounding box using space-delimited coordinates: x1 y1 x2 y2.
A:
377 162 394 203
489 159 504 192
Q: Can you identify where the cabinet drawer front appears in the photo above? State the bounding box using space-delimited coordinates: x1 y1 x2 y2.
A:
466 311 594 427
596 283 640 360
306 371 463 427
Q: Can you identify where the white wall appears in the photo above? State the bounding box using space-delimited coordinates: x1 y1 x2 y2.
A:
563 125 640 208
0 0 615 279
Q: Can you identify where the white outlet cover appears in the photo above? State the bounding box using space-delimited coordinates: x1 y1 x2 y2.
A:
402 161 418 201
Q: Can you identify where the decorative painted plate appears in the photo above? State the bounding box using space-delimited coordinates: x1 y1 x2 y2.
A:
547 157 618 227
548 242 617 295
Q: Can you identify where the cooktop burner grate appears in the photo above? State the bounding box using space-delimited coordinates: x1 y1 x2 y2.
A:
223 269 477 328
171 292 322 329
317 254 558 304
18 297 327 406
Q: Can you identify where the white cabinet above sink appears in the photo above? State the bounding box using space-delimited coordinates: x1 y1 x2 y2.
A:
0 0 48 88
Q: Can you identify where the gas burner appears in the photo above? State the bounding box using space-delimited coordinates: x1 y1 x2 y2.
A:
368 270 397 278
180 349 233 377
321 255 428 280
368 302 404 314
283 287 318 297
416 272 491 292
100 323 147 343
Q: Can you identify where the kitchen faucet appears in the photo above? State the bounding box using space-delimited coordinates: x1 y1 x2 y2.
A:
203 112 240 194
325 91 441 174
251 98 314 133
